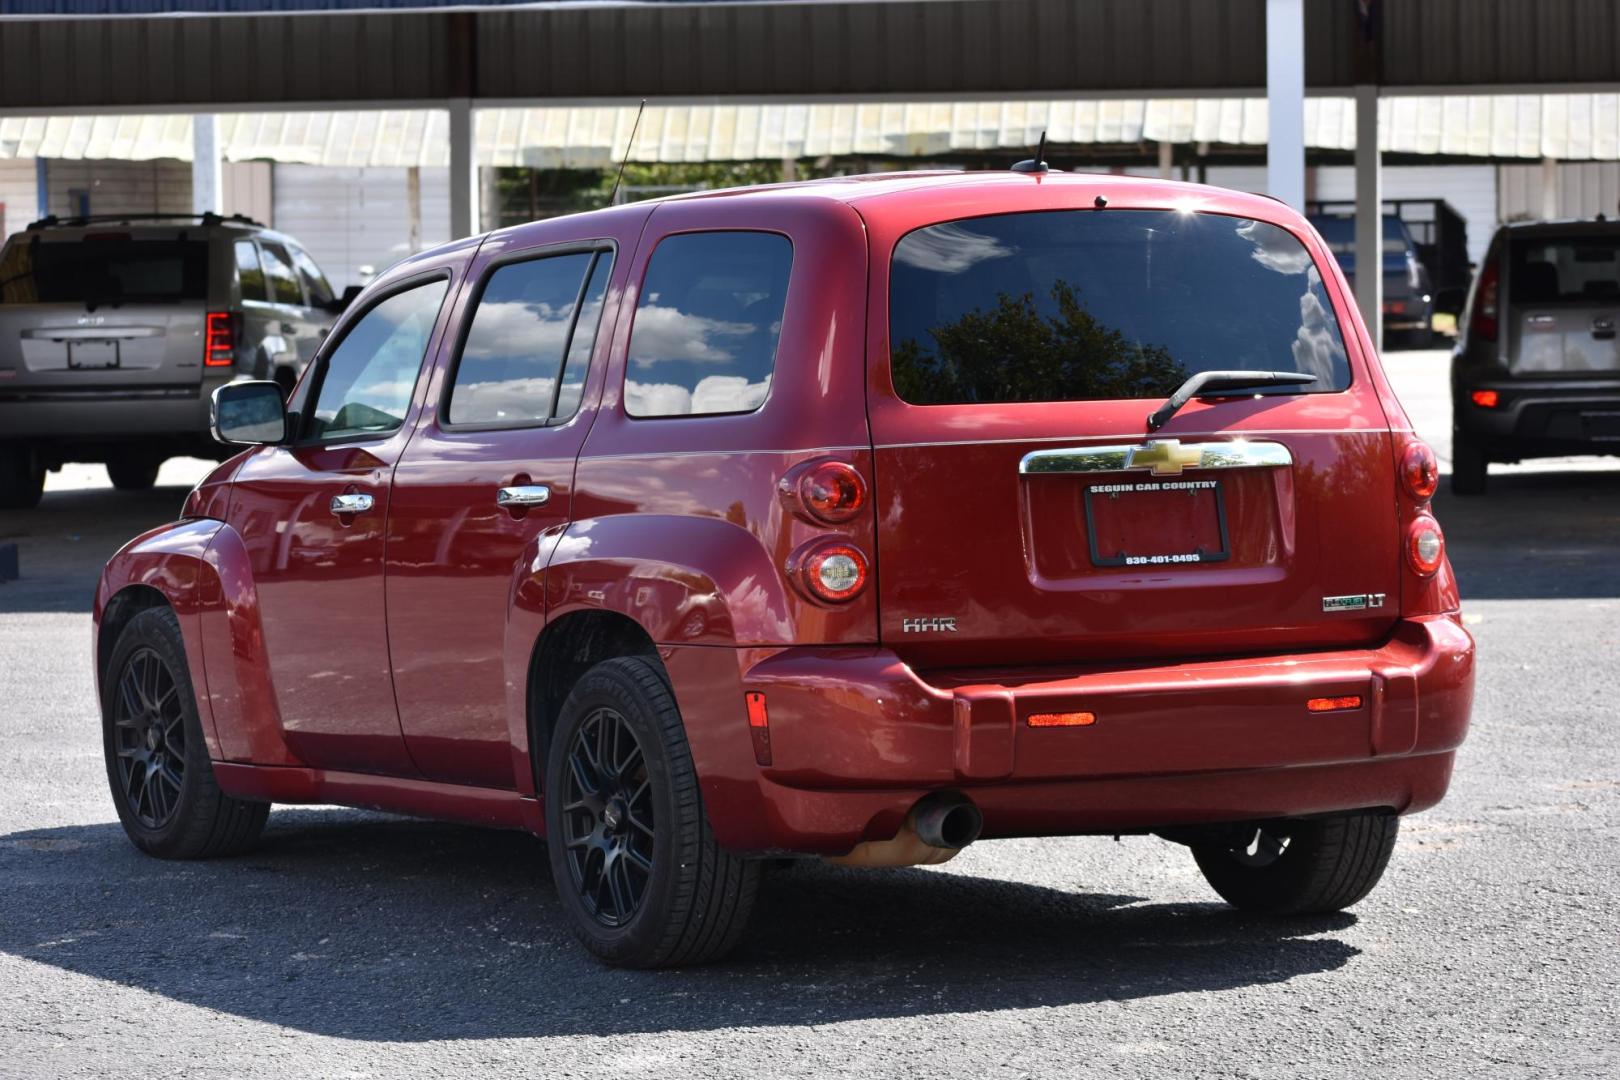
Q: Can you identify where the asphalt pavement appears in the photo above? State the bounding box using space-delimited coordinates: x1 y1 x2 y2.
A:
1 350 1616 1078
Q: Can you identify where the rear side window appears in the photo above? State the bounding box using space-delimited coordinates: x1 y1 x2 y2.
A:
289 245 335 308
235 240 268 302
0 237 208 305
259 242 305 306
1511 237 1620 303
446 250 611 427
307 279 448 441
624 231 792 417
889 210 1350 406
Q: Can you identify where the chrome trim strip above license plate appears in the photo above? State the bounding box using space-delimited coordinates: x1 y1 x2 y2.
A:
1019 438 1294 478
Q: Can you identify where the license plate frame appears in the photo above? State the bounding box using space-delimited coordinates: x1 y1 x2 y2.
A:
1083 477 1231 568
67 340 121 370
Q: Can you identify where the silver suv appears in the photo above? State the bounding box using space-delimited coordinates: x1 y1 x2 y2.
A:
1451 218 1620 494
0 212 352 508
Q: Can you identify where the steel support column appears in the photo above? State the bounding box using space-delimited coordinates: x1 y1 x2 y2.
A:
1265 0 1305 210
192 114 222 215
1354 83 1383 345
448 98 479 239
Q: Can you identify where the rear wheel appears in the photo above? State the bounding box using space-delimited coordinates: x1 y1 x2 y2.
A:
1450 427 1488 495
0 445 44 509
1191 812 1399 914
102 606 268 858
106 456 162 492
544 656 760 967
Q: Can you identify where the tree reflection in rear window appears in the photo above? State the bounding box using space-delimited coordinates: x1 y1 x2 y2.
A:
888 210 1350 405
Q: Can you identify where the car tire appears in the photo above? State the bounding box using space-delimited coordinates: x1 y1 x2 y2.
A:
102 606 269 859
544 655 761 968
1191 812 1399 915
1450 428 1488 496
106 457 162 492
0 445 45 509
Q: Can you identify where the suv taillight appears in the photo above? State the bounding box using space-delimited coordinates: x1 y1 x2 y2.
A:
1407 516 1445 577
789 539 871 604
1400 441 1439 500
204 311 237 367
1397 437 1455 614
1470 259 1499 343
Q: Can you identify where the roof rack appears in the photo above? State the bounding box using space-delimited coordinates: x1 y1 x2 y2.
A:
25 211 263 231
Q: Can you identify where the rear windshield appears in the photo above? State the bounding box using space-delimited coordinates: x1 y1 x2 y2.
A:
1310 214 1409 255
0 236 209 305
1510 236 1620 303
889 210 1351 406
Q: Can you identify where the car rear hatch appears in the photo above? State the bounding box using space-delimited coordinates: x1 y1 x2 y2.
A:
0 230 213 400
1505 232 1620 377
865 200 1403 670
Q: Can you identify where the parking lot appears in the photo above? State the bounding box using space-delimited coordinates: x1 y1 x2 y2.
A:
0 351 1616 1079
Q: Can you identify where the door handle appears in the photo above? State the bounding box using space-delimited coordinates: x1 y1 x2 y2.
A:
496 484 551 508
330 493 375 515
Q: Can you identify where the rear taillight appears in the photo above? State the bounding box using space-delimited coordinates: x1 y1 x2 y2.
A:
1401 441 1439 500
791 459 868 524
792 540 870 603
204 311 236 367
1470 259 1499 343
1406 516 1445 577
1471 389 1499 409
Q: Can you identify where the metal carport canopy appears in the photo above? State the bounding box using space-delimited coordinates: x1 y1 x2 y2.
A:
3 0 1620 113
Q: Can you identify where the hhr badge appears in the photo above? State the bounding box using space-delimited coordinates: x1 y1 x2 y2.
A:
902 617 958 633
1322 593 1387 612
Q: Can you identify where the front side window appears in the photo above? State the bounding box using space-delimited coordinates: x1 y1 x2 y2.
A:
307 279 448 441
889 210 1350 406
259 241 305 306
624 231 792 417
447 250 610 427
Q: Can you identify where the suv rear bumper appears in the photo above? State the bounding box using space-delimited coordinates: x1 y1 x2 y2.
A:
0 384 212 442
680 616 1474 854
1454 376 1620 456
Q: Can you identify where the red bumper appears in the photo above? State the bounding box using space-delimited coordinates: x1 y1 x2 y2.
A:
667 616 1474 855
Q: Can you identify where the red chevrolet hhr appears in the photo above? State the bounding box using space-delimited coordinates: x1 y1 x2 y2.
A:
96 169 1475 967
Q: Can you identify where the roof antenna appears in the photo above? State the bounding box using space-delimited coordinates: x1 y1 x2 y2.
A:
1012 131 1049 174
609 99 647 206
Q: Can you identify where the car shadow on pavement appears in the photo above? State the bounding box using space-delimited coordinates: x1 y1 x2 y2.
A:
1432 467 1620 600
0 809 1358 1041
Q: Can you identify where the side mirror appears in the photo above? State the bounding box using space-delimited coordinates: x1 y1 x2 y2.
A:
324 284 363 315
211 381 288 446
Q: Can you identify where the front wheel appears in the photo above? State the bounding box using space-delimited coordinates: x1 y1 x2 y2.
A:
102 606 269 858
544 656 760 967
1191 812 1399 914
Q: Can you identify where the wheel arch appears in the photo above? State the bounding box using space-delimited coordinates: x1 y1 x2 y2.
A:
97 583 172 681
525 608 661 794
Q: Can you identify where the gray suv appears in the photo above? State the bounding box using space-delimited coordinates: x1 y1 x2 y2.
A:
1452 219 1620 494
0 212 351 508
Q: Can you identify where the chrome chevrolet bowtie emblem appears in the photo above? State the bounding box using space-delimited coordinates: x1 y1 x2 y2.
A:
1126 440 1205 477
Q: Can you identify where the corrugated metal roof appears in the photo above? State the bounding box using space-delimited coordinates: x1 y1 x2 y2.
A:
4 95 1620 167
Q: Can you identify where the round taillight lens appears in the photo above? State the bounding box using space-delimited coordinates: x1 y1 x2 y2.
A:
798 460 867 524
1401 441 1439 501
1407 516 1444 577
801 543 870 603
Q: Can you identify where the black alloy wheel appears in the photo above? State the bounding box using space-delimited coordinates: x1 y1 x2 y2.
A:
559 705 657 927
102 606 269 858
544 656 760 967
111 646 188 829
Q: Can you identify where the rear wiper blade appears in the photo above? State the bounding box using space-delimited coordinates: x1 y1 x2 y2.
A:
1146 370 1318 432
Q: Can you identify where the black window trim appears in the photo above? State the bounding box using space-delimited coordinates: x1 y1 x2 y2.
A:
437 239 617 435
884 207 1358 407
622 227 795 422
291 268 454 448
257 237 310 309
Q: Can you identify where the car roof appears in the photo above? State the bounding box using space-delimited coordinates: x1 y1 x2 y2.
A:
1496 218 1620 238
14 213 277 243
